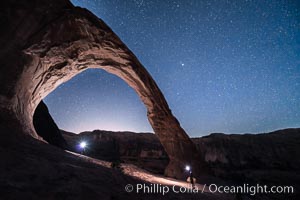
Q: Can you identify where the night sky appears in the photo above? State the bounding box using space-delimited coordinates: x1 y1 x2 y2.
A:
44 0 300 136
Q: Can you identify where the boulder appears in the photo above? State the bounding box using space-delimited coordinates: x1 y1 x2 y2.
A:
33 101 68 149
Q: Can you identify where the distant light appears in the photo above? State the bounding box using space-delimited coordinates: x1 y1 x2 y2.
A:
185 165 190 171
79 141 87 149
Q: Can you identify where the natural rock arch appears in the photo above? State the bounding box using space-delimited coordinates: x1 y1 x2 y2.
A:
0 0 204 178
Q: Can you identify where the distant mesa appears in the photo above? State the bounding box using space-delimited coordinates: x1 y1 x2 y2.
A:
61 127 300 188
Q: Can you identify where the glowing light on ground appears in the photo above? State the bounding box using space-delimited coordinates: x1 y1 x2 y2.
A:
79 141 87 149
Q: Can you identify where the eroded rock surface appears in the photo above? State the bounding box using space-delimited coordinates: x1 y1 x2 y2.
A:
0 0 204 178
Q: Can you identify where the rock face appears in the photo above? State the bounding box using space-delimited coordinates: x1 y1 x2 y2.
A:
0 0 204 178
194 128 300 171
62 130 169 174
194 129 300 183
64 128 300 195
33 101 68 149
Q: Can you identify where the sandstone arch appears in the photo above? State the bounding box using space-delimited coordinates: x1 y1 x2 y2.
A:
0 0 204 178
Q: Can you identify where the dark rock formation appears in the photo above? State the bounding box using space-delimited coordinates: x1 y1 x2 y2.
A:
0 0 204 178
33 101 67 149
63 128 300 196
195 128 300 170
62 130 169 174
194 128 300 187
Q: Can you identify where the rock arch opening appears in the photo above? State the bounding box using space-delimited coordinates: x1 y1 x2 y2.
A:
32 68 168 173
40 68 153 134
0 0 204 179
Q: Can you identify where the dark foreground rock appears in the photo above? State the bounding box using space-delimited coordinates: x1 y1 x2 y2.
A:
1 124 224 200
33 101 68 149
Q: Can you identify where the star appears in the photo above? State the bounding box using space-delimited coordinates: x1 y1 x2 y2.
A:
44 0 300 136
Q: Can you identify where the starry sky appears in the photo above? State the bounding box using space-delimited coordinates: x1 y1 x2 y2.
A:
44 0 300 136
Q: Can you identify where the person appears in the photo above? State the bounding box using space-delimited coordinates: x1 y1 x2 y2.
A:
189 171 195 188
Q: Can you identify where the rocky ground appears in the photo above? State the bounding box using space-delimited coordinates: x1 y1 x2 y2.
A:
0 125 234 200
62 130 169 174
1 116 299 199
61 128 300 200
